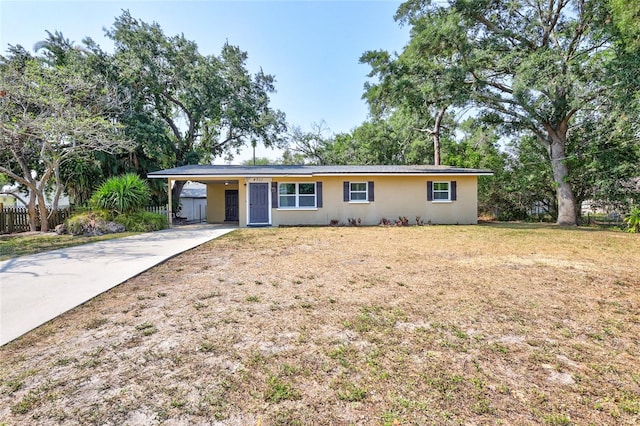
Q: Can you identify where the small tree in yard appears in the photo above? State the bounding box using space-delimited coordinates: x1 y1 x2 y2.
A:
0 49 130 232
90 174 150 216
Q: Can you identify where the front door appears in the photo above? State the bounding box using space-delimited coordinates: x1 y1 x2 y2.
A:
225 190 239 222
249 183 270 225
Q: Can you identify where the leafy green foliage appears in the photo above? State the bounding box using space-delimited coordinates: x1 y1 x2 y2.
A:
90 174 150 215
442 119 513 218
286 122 332 165
23 12 288 207
624 207 640 233
114 211 168 232
361 6 471 165
0 51 130 231
306 112 442 166
240 156 277 166
566 109 640 214
610 0 640 51
105 11 287 201
360 0 640 225
59 156 104 206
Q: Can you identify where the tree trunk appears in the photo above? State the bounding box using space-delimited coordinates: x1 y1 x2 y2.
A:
549 135 577 226
432 106 447 166
27 190 38 232
37 190 50 232
433 128 441 166
49 165 63 219
171 180 186 216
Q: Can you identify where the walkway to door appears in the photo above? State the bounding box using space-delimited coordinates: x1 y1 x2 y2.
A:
0 224 236 346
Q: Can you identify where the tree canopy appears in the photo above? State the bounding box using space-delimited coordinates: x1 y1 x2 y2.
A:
0 51 130 231
105 11 287 201
359 0 640 225
1 4 638 231
0 10 288 229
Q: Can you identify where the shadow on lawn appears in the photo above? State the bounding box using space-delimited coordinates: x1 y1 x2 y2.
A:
478 221 620 232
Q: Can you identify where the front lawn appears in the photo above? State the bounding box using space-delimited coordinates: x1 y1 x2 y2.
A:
0 232 138 261
1 224 638 425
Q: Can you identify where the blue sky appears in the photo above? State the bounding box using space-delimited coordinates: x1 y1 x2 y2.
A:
0 0 409 162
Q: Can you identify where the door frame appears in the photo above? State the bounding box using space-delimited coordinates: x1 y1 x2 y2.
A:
224 189 239 222
246 178 272 226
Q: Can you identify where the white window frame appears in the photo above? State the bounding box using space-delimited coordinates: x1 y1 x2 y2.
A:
432 181 451 202
278 182 317 209
349 182 368 202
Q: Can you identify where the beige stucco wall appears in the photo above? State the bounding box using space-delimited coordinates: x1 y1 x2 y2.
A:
206 182 240 223
198 175 478 227
271 175 478 226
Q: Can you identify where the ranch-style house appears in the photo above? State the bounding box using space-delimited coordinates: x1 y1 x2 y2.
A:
148 165 493 227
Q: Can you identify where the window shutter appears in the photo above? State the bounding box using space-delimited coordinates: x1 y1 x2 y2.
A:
271 182 278 208
427 181 433 201
316 182 323 208
368 181 375 202
343 181 350 202
451 181 457 201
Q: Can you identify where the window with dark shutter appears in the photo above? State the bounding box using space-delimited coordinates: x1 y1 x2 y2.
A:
277 182 317 208
451 181 457 201
429 181 453 201
316 182 323 208
271 182 278 208
343 181 350 202
368 181 375 202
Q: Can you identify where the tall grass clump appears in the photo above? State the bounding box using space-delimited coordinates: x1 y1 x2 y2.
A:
115 211 168 232
90 173 150 216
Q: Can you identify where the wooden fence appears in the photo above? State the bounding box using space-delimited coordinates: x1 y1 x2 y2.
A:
0 205 168 234
0 205 72 234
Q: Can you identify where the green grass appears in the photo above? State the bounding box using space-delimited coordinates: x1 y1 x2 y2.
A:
264 376 301 403
0 232 138 261
336 382 367 402
135 322 157 336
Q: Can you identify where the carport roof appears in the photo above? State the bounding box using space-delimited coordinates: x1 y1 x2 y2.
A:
148 164 493 178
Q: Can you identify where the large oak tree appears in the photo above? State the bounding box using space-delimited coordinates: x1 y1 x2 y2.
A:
370 0 629 225
106 11 287 202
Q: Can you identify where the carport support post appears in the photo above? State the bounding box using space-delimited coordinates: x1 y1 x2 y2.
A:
167 178 173 228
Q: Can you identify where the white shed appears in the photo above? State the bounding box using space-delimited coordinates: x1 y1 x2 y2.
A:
179 182 207 222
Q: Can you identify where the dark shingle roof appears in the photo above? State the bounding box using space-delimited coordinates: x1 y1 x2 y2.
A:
149 164 493 178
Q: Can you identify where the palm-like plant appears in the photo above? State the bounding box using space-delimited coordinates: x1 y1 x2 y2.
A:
624 207 640 233
91 174 150 216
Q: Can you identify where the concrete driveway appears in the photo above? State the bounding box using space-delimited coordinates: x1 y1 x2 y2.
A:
0 224 236 346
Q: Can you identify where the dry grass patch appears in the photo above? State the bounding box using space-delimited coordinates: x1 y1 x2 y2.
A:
1 224 639 425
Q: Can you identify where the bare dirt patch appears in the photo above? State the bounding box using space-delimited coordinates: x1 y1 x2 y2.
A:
1 224 639 425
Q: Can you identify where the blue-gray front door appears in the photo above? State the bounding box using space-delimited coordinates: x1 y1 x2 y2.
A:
249 183 269 224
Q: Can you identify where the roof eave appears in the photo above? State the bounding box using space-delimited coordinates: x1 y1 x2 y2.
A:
148 174 314 179
148 171 494 179
313 172 494 177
